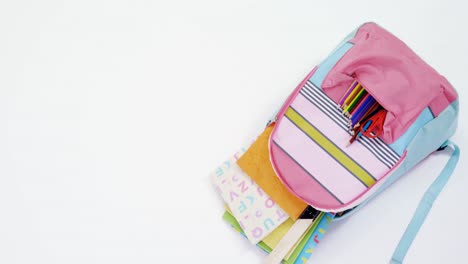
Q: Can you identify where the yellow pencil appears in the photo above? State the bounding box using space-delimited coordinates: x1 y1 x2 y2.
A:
344 87 366 114
342 83 361 113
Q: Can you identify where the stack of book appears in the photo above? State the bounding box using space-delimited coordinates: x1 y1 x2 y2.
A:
210 125 335 264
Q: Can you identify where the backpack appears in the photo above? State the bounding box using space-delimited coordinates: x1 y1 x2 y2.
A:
268 22 459 263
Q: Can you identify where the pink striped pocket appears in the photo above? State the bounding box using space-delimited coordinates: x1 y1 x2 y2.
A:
269 77 405 212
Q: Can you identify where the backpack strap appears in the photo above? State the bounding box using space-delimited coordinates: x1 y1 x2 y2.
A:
390 140 460 264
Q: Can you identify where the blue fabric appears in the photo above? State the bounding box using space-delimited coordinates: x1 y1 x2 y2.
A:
389 107 434 155
299 23 460 264
333 100 459 222
390 141 459 264
308 24 360 88
309 42 354 88
328 25 360 56
404 100 458 169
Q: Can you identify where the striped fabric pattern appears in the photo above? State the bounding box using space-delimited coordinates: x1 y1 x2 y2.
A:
271 81 402 207
285 107 376 187
301 81 400 167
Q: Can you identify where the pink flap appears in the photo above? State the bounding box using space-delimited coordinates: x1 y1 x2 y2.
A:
321 22 457 144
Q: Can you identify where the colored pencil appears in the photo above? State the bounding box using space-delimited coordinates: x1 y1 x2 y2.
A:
344 87 366 115
360 104 380 123
351 96 376 127
350 94 373 120
342 83 361 111
338 80 358 107
348 120 372 146
351 97 375 127
349 93 370 117
354 105 382 128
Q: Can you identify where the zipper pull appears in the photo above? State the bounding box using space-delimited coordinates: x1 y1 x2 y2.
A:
266 116 278 127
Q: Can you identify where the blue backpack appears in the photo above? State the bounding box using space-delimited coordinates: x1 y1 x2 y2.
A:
269 22 460 263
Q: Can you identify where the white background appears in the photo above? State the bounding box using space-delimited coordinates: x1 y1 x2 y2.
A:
0 1 467 263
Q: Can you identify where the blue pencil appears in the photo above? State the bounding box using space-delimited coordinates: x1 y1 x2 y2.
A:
351 96 375 127
358 120 373 138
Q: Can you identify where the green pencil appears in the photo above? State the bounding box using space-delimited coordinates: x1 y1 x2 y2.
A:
345 87 367 115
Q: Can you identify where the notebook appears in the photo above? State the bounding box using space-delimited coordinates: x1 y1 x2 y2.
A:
293 213 335 264
211 147 289 243
223 210 325 264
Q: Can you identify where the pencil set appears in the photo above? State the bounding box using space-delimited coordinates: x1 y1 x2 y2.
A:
338 80 387 145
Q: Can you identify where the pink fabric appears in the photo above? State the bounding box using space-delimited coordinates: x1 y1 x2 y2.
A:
429 80 456 116
270 142 342 208
291 94 389 178
274 118 367 202
321 22 457 144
